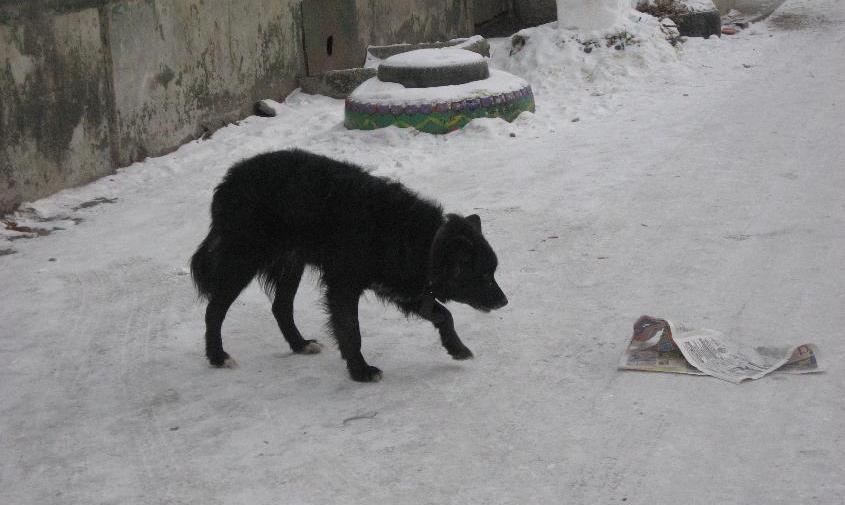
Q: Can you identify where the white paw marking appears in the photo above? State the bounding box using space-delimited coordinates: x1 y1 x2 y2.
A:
222 357 239 369
300 342 323 354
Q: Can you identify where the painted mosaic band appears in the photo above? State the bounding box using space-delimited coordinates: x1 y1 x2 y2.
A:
344 86 535 134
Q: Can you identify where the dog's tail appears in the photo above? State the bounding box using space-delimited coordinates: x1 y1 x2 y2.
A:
190 228 221 300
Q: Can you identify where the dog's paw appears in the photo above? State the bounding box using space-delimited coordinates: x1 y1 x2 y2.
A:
208 353 239 369
295 340 323 355
449 346 474 360
349 365 383 383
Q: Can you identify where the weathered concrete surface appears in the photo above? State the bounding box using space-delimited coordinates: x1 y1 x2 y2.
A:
299 68 377 99
107 0 304 166
1 0 474 213
303 0 474 74
473 0 557 37
302 0 363 74
514 0 557 26
473 0 510 24
0 7 114 212
1 0 305 213
357 0 473 47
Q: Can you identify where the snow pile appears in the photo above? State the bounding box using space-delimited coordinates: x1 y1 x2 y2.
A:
490 11 681 100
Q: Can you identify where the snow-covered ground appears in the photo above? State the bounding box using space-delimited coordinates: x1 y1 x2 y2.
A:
2 1 844 503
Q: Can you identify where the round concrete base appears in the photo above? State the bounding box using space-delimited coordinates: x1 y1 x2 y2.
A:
344 71 535 134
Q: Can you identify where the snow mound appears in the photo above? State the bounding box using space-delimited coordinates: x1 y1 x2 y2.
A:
490 10 681 99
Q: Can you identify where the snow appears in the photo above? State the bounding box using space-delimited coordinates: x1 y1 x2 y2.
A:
735 0 789 17
349 69 528 106
365 35 487 69
380 47 484 68
493 12 681 101
2 1 845 504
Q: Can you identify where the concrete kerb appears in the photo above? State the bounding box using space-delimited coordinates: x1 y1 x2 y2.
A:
299 68 378 99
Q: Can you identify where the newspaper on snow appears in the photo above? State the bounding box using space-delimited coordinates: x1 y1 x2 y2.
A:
618 315 823 383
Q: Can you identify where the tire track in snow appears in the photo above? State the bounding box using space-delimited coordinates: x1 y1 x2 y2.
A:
17 259 202 505
108 259 200 505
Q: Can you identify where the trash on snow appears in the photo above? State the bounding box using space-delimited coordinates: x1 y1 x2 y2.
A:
618 315 823 383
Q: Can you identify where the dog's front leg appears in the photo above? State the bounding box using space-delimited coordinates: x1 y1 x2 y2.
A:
402 300 474 360
429 302 474 360
326 285 382 382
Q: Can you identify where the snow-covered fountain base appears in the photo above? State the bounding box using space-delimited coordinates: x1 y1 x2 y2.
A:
345 48 535 134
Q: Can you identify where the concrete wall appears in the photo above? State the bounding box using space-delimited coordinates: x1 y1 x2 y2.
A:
357 0 472 47
472 0 556 36
0 0 472 213
0 0 304 212
0 5 114 212
107 0 304 166
302 0 472 74
513 0 556 26
474 0 510 24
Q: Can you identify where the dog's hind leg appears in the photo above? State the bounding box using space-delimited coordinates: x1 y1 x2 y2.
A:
265 256 322 355
325 283 382 382
204 250 258 368
397 299 474 360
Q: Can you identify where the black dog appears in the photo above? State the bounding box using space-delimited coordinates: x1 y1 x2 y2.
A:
191 149 507 382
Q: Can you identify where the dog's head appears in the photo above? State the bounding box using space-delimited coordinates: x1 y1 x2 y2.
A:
429 214 508 312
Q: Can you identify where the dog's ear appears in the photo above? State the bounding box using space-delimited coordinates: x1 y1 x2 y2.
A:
429 220 474 289
466 214 481 233
437 236 473 274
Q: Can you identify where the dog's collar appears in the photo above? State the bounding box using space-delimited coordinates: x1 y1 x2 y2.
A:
420 285 436 319
425 218 449 287
421 218 450 317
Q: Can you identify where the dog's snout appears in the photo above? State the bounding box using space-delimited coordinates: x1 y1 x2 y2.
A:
495 294 508 309
490 283 508 310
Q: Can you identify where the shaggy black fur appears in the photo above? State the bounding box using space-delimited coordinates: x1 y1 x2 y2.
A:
191 149 508 382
